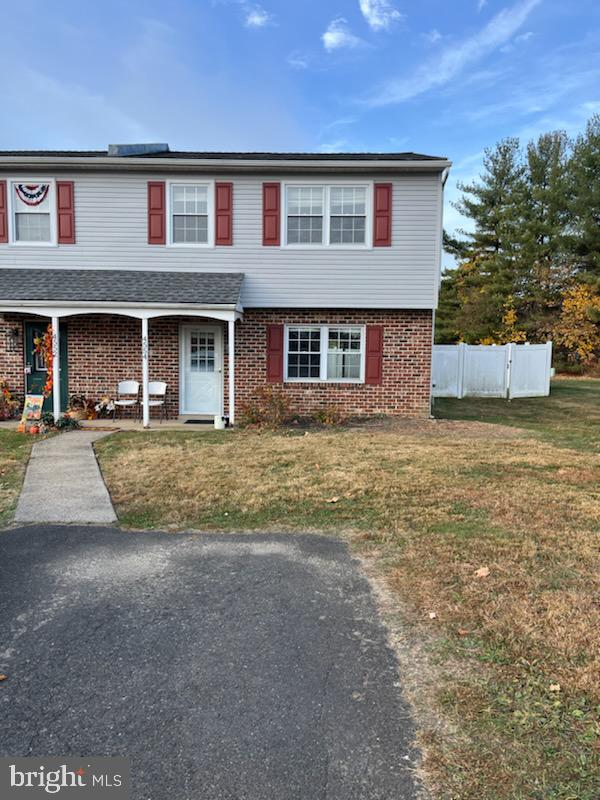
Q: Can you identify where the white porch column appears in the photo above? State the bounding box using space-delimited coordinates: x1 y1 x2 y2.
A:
141 317 150 428
51 316 61 423
228 317 235 425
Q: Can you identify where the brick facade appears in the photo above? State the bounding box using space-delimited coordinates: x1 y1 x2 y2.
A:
1 309 433 419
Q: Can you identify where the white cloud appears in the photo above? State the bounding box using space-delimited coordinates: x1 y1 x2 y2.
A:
319 139 350 153
364 0 542 106
286 50 309 69
244 5 272 28
322 17 364 51
359 0 403 31
477 0 487 11
423 28 443 44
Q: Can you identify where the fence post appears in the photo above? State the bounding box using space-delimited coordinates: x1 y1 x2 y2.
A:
458 342 467 399
506 343 515 400
545 341 553 395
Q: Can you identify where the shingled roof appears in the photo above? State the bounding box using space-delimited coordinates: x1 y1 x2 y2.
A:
0 269 244 306
0 150 447 161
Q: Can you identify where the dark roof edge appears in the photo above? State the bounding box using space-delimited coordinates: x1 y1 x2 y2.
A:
0 151 451 174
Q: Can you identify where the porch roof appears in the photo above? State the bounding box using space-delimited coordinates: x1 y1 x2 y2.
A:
0 268 244 308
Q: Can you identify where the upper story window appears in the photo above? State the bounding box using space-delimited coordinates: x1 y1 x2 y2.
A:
169 183 213 246
10 181 56 245
284 183 371 248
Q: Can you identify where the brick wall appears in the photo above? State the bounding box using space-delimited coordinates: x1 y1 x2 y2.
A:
1 309 433 419
0 314 26 401
232 309 433 417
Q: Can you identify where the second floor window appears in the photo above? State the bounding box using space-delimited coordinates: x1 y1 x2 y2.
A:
284 184 370 247
171 184 210 244
12 182 54 244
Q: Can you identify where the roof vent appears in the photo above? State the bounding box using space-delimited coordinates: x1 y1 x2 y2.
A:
107 143 170 157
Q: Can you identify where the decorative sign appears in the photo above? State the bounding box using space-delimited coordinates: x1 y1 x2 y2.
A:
20 394 44 423
15 184 49 206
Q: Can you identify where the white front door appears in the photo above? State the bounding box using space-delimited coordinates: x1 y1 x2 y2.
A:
180 325 223 415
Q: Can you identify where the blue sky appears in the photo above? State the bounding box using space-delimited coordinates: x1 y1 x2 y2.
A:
1 0 599 266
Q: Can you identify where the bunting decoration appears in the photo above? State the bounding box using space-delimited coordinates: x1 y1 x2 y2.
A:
15 183 49 206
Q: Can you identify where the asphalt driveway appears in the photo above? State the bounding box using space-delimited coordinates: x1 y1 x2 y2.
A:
0 526 421 800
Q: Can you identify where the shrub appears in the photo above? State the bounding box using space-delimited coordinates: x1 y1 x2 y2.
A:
312 405 346 426
239 386 295 429
0 380 20 420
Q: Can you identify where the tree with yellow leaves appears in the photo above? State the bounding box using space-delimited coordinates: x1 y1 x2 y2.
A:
553 284 600 365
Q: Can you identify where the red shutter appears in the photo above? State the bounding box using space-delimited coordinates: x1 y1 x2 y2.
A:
215 182 233 245
56 181 75 244
373 183 392 247
365 325 383 385
0 181 7 243
148 181 166 244
266 324 284 382
263 183 280 246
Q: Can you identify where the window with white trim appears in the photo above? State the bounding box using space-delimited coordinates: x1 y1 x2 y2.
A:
285 325 365 382
11 181 54 244
286 186 324 244
329 186 367 244
284 184 370 247
170 183 210 244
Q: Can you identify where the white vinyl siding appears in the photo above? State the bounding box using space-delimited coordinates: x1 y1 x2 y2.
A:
285 325 365 383
0 171 443 309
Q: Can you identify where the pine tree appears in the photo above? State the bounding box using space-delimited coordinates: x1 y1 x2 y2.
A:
567 115 600 284
517 131 572 339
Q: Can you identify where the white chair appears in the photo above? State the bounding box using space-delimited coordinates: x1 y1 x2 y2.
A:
113 380 140 421
147 381 168 423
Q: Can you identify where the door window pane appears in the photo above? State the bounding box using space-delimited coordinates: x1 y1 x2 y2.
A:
190 332 216 372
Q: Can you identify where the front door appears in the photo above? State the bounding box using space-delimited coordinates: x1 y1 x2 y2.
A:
24 320 68 412
180 325 223 415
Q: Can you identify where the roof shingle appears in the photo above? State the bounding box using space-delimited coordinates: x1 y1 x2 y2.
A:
0 269 244 306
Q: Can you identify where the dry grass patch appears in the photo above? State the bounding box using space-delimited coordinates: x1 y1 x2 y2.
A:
0 430 32 525
96 399 600 799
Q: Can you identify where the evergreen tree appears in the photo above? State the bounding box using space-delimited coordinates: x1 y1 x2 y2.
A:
518 131 572 339
567 115 600 284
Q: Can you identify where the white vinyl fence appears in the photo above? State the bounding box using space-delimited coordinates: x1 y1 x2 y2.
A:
432 342 552 399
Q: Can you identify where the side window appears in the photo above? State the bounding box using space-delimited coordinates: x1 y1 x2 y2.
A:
286 327 322 378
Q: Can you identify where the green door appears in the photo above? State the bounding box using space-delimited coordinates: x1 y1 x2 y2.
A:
24 321 68 413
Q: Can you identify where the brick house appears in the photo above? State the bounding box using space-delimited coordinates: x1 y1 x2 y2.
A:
0 145 450 425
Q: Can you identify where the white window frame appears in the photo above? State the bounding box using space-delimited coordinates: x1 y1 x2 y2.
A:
167 180 215 248
6 178 57 247
284 324 366 383
282 181 372 249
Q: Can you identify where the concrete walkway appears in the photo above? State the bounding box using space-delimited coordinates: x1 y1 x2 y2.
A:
14 431 117 524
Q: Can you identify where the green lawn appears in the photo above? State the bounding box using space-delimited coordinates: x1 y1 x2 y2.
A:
434 378 600 452
0 430 32 525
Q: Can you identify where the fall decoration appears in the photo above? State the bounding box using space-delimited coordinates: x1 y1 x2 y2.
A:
32 324 54 397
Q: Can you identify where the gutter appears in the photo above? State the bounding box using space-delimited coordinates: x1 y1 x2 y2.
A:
0 155 453 175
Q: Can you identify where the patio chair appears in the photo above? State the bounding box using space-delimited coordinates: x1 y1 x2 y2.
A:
147 381 168 423
113 380 140 421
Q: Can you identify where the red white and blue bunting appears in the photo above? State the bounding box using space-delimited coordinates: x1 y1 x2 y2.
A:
15 184 49 206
